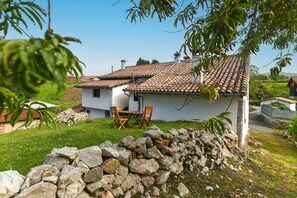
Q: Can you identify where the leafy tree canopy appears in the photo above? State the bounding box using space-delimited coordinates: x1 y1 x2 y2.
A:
136 57 150 65
0 0 83 127
151 59 159 64
127 0 297 77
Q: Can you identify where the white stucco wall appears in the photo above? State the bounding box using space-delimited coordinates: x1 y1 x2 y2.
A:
82 88 111 110
128 93 139 111
260 99 296 111
141 94 240 132
112 84 129 109
88 108 106 118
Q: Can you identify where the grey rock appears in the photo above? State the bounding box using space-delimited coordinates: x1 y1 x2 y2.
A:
0 170 25 198
197 155 207 168
83 167 103 183
113 165 129 188
118 136 135 148
146 146 164 159
135 137 147 148
177 183 190 197
158 155 174 170
161 132 174 140
57 178 85 198
43 176 58 184
148 125 160 131
55 147 79 160
116 147 131 166
168 128 179 136
86 174 115 193
205 186 214 191
58 165 83 190
194 145 203 156
145 137 154 148
79 146 103 168
152 186 160 196
124 190 132 198
178 128 188 135
99 140 113 148
200 133 214 145
111 187 124 197
101 147 119 158
76 191 95 198
201 167 209 175
76 162 90 174
143 130 162 140
120 173 138 192
156 170 170 185
135 146 147 155
129 159 159 175
170 163 183 175
101 158 120 174
44 153 70 170
160 146 178 156
26 164 59 186
15 181 57 198
161 183 168 193
131 183 144 195
140 176 155 187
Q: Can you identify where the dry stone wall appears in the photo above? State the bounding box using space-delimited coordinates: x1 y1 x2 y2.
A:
0 125 242 198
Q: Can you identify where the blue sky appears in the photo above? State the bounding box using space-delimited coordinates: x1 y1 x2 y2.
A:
7 0 297 75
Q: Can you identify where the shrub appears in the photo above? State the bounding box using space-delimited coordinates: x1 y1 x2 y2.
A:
286 116 297 141
264 102 290 110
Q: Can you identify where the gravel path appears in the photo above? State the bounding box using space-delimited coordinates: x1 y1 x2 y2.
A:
249 106 273 133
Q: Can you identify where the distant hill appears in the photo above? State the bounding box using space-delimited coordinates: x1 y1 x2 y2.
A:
260 72 297 77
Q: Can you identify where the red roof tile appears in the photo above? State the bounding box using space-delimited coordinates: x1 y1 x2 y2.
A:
100 62 173 79
124 55 249 95
75 79 132 88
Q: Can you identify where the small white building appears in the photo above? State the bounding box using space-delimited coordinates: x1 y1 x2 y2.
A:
77 54 250 148
260 97 297 111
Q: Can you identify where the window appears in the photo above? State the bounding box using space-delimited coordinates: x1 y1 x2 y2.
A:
93 89 100 98
134 93 139 101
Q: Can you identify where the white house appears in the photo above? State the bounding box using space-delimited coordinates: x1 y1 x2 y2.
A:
260 97 297 111
77 54 250 148
75 62 173 117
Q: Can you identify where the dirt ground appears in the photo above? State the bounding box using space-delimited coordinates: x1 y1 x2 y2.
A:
0 120 40 134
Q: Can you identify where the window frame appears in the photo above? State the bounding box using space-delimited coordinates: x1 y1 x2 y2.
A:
93 89 101 98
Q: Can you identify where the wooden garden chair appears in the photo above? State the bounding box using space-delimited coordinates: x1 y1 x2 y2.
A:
110 106 129 129
138 106 153 129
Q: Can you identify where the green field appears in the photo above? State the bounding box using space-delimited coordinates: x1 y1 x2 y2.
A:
32 82 81 112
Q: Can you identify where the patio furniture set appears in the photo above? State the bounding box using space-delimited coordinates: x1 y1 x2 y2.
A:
110 106 153 129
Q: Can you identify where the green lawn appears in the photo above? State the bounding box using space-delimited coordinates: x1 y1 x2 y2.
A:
0 118 202 175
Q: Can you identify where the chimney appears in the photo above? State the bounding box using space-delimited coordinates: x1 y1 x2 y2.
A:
183 55 190 60
111 66 114 73
191 55 203 84
121 59 126 69
174 51 180 63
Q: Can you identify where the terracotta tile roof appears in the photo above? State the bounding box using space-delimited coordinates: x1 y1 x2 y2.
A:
75 79 132 88
124 55 249 96
100 62 174 79
261 97 297 104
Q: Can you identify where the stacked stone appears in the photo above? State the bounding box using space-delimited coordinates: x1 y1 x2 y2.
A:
57 108 90 126
0 125 241 198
